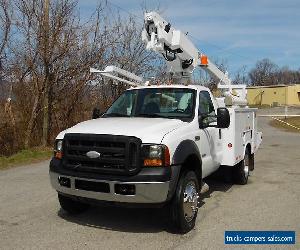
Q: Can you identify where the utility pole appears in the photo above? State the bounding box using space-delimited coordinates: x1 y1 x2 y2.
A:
42 0 50 146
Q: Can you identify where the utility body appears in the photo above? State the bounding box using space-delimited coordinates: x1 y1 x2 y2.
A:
49 12 262 233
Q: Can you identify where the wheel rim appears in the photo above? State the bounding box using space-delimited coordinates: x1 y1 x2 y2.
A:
244 152 249 178
183 181 198 222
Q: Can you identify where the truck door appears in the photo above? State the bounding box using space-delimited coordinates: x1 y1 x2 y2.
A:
196 91 222 178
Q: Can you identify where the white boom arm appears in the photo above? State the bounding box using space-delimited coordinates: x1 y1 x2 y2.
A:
142 11 248 106
90 65 144 87
142 12 199 84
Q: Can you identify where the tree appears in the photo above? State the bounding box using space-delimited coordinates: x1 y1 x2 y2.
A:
248 58 278 86
233 65 249 85
0 0 11 71
10 0 113 147
0 0 164 154
248 58 300 86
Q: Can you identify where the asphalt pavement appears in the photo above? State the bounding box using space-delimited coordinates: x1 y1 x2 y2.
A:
0 114 299 249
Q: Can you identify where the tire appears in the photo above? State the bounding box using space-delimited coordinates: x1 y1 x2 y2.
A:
58 193 89 214
233 149 250 185
249 153 255 171
169 171 199 234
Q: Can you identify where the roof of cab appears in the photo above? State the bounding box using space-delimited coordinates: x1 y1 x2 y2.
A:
130 84 209 92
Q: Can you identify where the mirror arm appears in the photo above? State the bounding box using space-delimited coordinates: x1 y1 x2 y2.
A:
206 124 217 128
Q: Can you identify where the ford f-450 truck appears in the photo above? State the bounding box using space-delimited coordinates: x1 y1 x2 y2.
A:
49 12 262 233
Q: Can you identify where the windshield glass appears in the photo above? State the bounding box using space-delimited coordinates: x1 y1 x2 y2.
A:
104 88 196 121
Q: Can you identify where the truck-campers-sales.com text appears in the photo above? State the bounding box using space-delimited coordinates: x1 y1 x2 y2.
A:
225 235 294 243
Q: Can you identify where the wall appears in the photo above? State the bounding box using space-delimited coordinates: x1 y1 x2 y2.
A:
247 86 286 106
287 85 300 106
247 84 300 106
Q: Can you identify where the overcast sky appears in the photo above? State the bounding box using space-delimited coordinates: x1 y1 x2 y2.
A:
79 0 300 76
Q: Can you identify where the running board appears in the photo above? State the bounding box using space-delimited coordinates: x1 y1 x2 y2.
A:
200 182 209 194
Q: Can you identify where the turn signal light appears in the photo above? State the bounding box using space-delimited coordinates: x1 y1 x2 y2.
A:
144 159 163 167
55 151 63 159
164 146 170 166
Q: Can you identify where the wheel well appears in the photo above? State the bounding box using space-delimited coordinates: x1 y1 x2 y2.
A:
181 154 202 183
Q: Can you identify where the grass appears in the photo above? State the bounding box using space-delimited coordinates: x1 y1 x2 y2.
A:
0 147 52 170
269 117 300 133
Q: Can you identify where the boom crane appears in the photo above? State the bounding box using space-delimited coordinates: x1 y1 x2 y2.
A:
142 11 247 106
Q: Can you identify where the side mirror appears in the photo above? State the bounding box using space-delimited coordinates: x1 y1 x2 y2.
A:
217 107 230 128
92 108 102 119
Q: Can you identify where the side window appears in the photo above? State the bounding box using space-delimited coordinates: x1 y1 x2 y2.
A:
198 91 215 115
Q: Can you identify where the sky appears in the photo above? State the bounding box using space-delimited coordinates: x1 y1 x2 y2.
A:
78 0 300 77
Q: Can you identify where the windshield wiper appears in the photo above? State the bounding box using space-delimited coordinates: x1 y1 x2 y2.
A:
136 113 168 118
103 113 129 117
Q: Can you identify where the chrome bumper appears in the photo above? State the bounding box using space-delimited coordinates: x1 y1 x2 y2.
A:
49 171 170 203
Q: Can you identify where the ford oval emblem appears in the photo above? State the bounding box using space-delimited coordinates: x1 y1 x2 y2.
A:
86 151 101 159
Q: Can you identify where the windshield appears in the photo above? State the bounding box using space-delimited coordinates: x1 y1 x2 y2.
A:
104 88 196 121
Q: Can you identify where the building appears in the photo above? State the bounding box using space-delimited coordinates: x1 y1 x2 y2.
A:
247 84 300 106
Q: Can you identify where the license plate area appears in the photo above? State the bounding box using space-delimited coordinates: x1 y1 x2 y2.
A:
75 179 110 193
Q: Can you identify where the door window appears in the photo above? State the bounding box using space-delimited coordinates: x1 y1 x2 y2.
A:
199 91 215 115
198 91 216 124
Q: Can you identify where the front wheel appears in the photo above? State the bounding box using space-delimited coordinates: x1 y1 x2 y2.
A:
169 171 199 234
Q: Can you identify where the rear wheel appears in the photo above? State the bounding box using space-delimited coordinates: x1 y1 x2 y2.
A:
169 171 199 234
58 193 90 214
233 149 250 185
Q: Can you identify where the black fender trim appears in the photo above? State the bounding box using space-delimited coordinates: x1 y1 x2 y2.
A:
166 140 202 200
172 140 201 166
166 165 181 201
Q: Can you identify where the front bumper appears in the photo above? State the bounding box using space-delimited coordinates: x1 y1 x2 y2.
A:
50 171 170 203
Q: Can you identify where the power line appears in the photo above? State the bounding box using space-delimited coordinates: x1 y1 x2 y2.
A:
188 33 250 61
104 0 144 24
104 0 252 68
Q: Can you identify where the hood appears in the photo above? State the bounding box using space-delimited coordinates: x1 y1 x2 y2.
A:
57 117 186 143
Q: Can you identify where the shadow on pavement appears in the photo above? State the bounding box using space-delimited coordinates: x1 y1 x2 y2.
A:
58 205 170 233
58 175 233 234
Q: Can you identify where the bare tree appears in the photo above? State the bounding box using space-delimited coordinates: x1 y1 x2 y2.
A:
233 65 249 85
248 58 300 86
9 0 112 147
0 0 11 67
248 58 279 86
0 0 165 154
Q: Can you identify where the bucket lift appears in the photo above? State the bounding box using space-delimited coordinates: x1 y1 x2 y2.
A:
90 11 248 107
142 11 248 106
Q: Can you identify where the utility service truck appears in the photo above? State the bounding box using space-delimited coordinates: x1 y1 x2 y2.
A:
49 12 262 233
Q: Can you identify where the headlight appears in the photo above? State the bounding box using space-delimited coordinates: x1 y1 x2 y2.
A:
54 139 63 159
56 140 63 151
141 144 170 167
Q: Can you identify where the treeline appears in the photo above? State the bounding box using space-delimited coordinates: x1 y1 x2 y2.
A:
1 0 299 156
0 0 162 155
247 58 300 86
202 58 300 89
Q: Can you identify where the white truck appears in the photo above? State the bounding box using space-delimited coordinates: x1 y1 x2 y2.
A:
49 12 262 233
